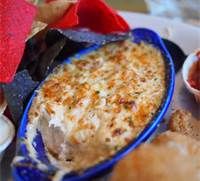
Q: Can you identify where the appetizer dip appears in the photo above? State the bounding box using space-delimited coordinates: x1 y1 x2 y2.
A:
28 40 166 172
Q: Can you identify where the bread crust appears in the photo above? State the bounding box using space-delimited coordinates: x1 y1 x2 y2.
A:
111 131 200 181
169 109 200 140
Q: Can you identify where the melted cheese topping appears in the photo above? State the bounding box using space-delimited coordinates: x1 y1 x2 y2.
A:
28 40 166 172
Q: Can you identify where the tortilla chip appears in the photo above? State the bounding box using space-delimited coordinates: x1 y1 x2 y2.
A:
36 0 76 24
36 38 66 80
45 29 89 62
27 21 47 40
57 28 131 45
0 0 36 83
2 70 39 122
50 0 130 34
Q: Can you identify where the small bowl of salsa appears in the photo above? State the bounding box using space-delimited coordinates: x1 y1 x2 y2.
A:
182 50 200 103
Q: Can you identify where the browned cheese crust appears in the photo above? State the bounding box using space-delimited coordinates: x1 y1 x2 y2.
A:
169 109 200 140
28 40 166 171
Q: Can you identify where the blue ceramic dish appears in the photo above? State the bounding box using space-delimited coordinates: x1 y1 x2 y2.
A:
12 28 175 181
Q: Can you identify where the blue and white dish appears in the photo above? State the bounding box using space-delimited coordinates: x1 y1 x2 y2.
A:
12 28 175 181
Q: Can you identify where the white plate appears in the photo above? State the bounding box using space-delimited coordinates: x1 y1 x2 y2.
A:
120 11 200 54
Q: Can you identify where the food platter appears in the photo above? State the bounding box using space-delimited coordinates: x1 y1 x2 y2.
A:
1 11 199 181
12 28 174 180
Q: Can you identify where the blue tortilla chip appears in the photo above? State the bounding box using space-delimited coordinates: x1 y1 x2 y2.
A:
2 70 38 122
57 28 131 45
36 38 66 80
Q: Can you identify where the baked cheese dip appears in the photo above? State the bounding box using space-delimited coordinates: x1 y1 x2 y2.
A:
28 40 166 172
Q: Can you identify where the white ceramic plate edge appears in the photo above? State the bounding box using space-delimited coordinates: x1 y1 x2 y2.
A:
120 11 200 55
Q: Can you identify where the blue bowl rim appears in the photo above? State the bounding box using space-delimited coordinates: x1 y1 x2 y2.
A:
13 28 175 181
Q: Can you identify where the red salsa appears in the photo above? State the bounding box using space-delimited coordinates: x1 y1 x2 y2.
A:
188 51 200 90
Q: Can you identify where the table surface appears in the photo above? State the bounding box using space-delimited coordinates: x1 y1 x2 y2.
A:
106 0 148 13
107 0 200 26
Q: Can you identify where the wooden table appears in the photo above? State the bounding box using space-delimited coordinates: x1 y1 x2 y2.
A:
105 0 148 12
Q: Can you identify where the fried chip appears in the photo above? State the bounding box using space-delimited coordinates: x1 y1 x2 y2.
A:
45 29 89 63
2 70 39 122
19 29 89 82
57 28 131 45
50 0 130 34
36 0 75 24
0 0 36 83
36 38 66 80
27 21 47 40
